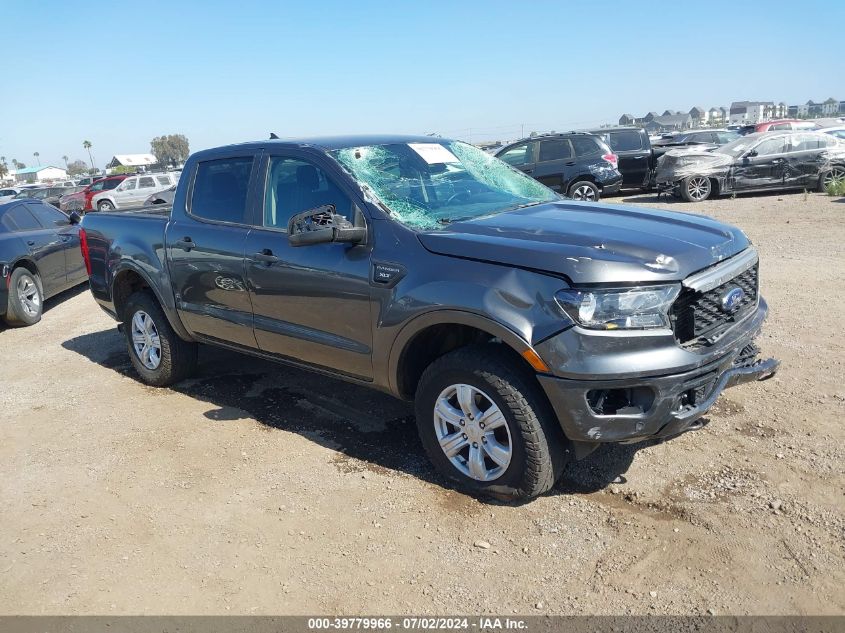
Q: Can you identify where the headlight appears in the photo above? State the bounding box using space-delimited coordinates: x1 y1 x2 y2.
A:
555 285 680 330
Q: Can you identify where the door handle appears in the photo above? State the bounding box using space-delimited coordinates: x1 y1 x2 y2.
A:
565 161 576 166
522 169 533 174
176 237 196 251
253 249 279 265
27 240 36 246
633 155 645 159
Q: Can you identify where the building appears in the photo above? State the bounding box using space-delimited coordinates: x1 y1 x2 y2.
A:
689 106 707 125
821 98 839 116
644 113 693 133
729 101 773 125
105 154 158 174
13 165 68 183
618 113 635 126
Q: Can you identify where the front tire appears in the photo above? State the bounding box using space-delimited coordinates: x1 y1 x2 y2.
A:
568 180 600 202
4 267 43 327
97 200 114 211
680 175 712 202
414 345 569 500
123 290 197 386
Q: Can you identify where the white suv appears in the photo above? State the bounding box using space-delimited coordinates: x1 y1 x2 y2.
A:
91 173 178 211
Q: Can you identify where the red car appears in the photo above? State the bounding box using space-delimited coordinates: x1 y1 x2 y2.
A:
59 175 129 212
755 119 820 133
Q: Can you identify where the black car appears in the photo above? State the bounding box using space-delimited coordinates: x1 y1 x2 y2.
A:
494 133 622 201
655 131 845 202
585 126 654 190
0 201 87 326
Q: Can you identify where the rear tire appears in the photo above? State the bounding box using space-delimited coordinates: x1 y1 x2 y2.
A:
123 290 197 386
568 180 600 202
680 175 712 202
4 267 43 327
414 344 569 500
819 167 845 192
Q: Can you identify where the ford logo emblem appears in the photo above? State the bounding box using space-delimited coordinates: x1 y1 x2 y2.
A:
720 287 745 313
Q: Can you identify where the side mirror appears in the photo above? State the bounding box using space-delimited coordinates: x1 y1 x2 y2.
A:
68 211 82 225
287 204 367 247
745 149 758 158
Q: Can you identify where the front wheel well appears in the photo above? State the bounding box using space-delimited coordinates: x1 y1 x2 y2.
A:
112 269 151 321
395 323 535 400
12 258 38 277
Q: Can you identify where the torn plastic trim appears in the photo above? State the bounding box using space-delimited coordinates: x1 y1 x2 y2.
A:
683 247 758 293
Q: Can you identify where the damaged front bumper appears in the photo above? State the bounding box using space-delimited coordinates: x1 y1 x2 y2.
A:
535 300 778 452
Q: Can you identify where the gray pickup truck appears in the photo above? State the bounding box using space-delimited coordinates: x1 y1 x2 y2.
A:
79 135 778 500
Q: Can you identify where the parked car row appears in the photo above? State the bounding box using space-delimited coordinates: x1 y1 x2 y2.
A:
655 131 845 201
59 172 178 212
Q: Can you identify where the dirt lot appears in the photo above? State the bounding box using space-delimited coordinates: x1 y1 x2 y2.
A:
1 191 843 616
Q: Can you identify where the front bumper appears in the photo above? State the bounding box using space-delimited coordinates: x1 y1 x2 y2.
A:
536 300 778 446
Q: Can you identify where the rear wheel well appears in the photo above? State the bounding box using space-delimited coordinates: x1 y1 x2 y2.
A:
112 270 151 321
567 174 598 190
396 323 534 400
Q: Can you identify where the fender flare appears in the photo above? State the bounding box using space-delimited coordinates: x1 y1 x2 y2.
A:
110 260 193 341
386 309 535 396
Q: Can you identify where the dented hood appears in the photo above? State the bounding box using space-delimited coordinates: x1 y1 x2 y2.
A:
417 201 750 285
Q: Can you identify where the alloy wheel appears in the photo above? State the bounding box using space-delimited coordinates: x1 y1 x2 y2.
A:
572 185 597 201
823 168 845 188
17 276 41 317
687 176 711 201
433 383 512 482
131 310 162 370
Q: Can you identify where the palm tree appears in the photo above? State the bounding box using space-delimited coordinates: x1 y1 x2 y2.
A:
83 140 95 170
33 152 40 166
62 155 69 168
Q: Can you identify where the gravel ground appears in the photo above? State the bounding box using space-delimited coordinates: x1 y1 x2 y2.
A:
1 190 843 615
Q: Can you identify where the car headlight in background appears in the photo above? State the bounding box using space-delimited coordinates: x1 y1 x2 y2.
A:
555 285 680 330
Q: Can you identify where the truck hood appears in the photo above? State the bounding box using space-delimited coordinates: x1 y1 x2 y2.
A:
416 200 750 284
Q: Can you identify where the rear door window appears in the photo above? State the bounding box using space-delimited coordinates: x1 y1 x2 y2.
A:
788 134 823 152
190 156 254 224
571 136 601 157
156 175 171 186
538 139 572 162
138 176 156 189
608 130 644 151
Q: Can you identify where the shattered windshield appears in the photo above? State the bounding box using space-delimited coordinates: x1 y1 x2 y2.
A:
331 141 558 230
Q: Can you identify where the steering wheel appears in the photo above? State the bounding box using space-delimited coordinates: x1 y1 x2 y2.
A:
445 189 472 206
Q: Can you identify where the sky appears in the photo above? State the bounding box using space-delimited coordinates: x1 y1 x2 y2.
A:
1 0 843 171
